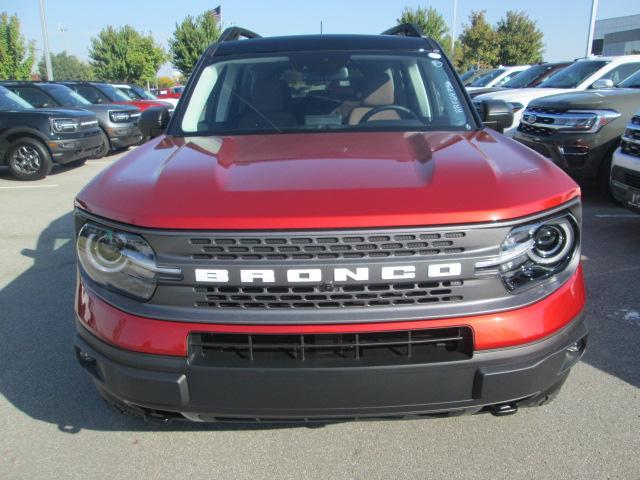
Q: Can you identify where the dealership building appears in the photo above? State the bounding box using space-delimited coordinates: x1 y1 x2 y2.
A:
592 14 640 55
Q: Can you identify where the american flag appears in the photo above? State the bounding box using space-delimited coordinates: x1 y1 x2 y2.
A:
212 5 221 21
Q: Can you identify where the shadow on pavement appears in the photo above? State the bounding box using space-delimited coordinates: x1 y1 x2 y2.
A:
0 185 637 433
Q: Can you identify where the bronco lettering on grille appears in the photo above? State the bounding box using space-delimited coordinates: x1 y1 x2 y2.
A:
194 263 463 284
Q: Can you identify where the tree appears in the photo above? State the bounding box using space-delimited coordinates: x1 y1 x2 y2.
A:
0 12 35 80
155 76 175 88
169 10 222 77
38 51 94 81
496 11 544 65
398 6 451 56
458 11 499 70
89 25 166 84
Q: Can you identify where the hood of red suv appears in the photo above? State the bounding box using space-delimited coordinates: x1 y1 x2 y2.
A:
76 130 579 229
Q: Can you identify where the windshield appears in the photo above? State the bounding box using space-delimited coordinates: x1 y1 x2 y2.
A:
617 70 640 88
469 69 506 87
44 84 91 106
132 85 158 100
0 87 33 110
503 64 557 88
96 83 132 102
179 51 474 135
539 60 608 88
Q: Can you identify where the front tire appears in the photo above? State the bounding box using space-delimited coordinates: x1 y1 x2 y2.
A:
5 138 53 181
93 130 110 159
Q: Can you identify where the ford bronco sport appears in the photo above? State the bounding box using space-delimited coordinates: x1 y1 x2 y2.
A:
73 25 587 423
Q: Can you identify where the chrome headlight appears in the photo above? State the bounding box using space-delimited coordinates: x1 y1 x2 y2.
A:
77 223 180 301
522 109 620 133
476 213 579 293
50 118 80 133
109 111 131 123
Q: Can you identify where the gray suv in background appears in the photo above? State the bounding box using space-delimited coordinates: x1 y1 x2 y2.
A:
1 82 142 158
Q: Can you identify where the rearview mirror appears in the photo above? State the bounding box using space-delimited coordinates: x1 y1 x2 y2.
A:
591 78 614 89
476 99 514 133
138 106 171 139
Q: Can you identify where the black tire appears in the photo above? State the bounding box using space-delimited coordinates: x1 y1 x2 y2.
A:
598 149 617 201
5 137 53 181
92 130 110 159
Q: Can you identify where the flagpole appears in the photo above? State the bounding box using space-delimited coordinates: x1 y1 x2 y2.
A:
39 0 54 80
450 0 458 55
585 0 599 57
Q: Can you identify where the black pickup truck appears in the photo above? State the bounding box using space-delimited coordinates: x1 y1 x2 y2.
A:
513 69 640 193
0 85 102 180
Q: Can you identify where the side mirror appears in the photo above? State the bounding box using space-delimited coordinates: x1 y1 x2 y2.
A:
591 78 614 89
138 106 171 139
476 99 514 133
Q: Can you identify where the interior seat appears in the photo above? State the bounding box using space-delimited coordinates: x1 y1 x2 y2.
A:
348 70 400 125
237 73 297 130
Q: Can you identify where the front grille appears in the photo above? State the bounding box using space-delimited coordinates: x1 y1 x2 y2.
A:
518 123 554 137
527 106 566 115
188 231 467 261
631 116 640 126
625 172 640 189
194 280 465 309
625 128 640 141
189 326 473 367
621 140 640 158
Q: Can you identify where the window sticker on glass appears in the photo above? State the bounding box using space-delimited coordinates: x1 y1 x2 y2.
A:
432 60 443 69
428 52 442 59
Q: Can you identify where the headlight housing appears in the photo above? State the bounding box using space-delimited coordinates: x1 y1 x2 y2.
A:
109 111 132 123
476 213 579 293
521 109 620 133
77 223 180 301
50 118 80 133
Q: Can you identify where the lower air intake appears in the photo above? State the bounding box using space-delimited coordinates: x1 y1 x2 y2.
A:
189 327 473 367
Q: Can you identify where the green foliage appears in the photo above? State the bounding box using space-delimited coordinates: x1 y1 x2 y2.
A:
398 6 451 56
38 51 94 81
458 11 499 70
89 25 166 83
155 76 175 88
496 11 544 65
169 10 222 77
0 12 35 80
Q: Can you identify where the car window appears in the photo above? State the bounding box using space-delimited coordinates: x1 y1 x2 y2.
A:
0 86 34 110
503 64 553 88
598 62 640 86
618 69 640 88
11 87 53 108
539 60 608 88
180 51 473 135
44 84 91 106
74 85 107 104
469 69 506 87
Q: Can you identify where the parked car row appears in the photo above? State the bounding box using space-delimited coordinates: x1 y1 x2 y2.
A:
0 81 174 180
461 55 640 214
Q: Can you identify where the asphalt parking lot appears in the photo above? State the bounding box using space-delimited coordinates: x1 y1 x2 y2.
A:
0 148 639 480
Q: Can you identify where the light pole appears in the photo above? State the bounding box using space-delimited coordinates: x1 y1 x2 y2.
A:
585 0 599 57
451 0 458 56
39 0 54 80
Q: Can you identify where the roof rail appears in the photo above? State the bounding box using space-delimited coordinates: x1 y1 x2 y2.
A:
381 23 424 38
219 27 262 42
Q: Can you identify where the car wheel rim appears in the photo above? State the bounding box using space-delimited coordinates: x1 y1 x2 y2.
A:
11 145 41 174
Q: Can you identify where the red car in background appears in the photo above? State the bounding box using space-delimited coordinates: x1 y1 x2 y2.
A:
152 85 184 99
59 81 174 112
114 83 179 108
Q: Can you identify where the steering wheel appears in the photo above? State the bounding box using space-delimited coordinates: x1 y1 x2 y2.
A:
358 105 419 124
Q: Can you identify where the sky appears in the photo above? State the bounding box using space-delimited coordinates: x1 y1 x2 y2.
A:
3 0 639 77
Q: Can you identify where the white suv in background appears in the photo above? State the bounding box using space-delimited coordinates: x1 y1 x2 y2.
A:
466 65 530 92
611 113 640 213
475 55 640 136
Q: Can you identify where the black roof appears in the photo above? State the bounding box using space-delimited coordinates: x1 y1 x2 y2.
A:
212 34 438 56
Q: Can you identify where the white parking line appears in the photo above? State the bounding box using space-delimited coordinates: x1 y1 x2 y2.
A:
594 214 639 218
0 184 60 190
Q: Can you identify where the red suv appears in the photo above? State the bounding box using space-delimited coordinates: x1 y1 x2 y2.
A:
73 26 587 423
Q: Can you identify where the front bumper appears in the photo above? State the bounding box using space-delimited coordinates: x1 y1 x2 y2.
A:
75 312 587 421
514 129 615 178
611 149 640 213
105 124 143 149
49 129 103 164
